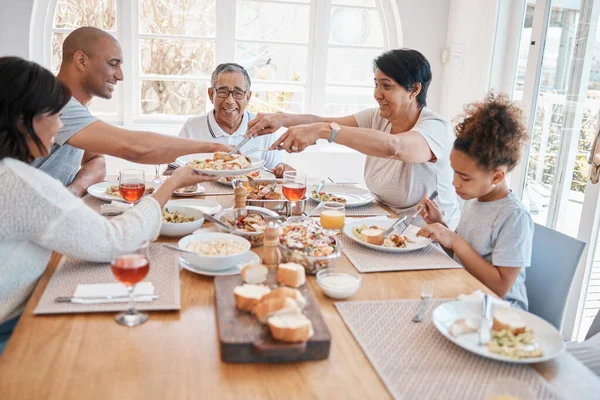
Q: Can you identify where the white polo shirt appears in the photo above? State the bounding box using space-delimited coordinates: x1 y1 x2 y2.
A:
178 110 284 169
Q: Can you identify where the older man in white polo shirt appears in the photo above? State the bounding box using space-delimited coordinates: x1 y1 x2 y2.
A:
178 63 294 178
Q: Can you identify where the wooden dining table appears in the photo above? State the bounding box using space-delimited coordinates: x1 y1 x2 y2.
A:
0 193 599 400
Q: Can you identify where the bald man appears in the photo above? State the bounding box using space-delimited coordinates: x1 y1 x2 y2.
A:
33 27 231 196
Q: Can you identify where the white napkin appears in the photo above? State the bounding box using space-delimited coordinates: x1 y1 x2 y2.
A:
72 282 155 304
457 290 511 307
100 201 129 216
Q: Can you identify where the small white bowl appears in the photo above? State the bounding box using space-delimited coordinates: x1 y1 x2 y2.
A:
178 232 251 271
160 205 205 237
316 268 361 300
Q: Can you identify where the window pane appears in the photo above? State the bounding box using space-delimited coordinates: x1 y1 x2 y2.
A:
513 3 535 100
236 42 307 83
141 80 208 116
139 0 216 37
330 7 383 47
326 47 381 84
51 32 68 73
237 1 310 43
324 86 374 116
53 0 117 30
332 0 376 6
140 39 215 76
247 91 303 114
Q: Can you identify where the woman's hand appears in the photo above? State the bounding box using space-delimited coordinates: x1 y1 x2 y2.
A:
211 143 235 153
419 196 443 225
168 164 218 189
417 223 457 249
246 113 288 137
270 162 295 178
270 123 328 153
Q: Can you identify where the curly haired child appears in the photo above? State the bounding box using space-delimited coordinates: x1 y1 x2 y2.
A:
417 93 533 310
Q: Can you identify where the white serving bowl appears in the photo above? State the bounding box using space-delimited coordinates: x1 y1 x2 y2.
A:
160 205 205 237
316 268 361 300
177 232 251 271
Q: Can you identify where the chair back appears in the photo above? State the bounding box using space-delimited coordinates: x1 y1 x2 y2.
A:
526 223 585 331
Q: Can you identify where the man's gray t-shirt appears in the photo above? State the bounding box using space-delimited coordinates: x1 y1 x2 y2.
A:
31 98 98 185
455 192 534 310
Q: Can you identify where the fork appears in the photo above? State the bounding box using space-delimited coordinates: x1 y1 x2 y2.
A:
412 281 434 322
242 148 273 157
396 190 439 236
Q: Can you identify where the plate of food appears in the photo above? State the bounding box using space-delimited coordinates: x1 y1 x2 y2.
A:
176 152 265 178
87 181 159 203
216 169 276 186
343 218 431 252
179 251 260 277
213 206 280 247
172 184 207 197
307 184 373 208
432 300 564 364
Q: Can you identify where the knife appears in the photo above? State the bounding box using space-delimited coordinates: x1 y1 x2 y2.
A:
55 294 159 303
478 293 492 345
229 136 253 154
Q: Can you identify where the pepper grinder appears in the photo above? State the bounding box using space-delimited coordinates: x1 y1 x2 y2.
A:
233 183 247 209
262 221 280 267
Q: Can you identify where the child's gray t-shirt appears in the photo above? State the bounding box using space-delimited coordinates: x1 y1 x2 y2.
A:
455 192 534 310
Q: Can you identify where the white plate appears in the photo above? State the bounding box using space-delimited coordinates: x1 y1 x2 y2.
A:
166 199 222 215
86 181 160 203
432 300 565 364
215 170 276 186
307 184 374 207
179 251 260 276
172 184 207 197
176 153 265 178
343 218 432 252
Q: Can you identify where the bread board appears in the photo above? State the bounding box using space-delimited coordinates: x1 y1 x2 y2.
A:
214 270 331 363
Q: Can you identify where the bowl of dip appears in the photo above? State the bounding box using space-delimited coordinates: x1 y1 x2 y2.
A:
316 268 361 300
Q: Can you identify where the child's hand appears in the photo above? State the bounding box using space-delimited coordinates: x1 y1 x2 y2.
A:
419 196 443 225
417 223 457 249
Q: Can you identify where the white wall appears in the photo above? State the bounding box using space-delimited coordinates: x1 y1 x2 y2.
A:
0 0 35 58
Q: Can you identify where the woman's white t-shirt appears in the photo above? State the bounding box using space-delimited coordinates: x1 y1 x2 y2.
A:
353 107 459 227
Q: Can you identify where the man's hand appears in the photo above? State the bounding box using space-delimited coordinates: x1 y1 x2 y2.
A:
270 162 295 178
211 142 235 153
417 223 457 249
246 113 287 137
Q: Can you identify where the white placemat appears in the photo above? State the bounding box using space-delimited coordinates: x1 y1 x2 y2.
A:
335 299 562 400
34 243 181 314
340 234 461 273
198 181 234 195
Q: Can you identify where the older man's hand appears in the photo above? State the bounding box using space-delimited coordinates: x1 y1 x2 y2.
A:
271 162 295 178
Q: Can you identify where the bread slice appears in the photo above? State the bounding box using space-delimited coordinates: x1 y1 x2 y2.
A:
213 151 235 161
361 228 384 245
448 318 479 337
233 284 271 312
240 264 268 284
252 297 301 323
492 308 526 335
277 263 306 288
261 286 307 309
267 313 314 343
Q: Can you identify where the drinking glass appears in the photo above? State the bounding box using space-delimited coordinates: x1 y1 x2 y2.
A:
153 164 164 184
484 378 535 400
320 202 345 231
282 171 307 216
119 169 145 208
110 243 150 327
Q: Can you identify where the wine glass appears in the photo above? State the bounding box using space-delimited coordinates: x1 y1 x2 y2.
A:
282 171 307 216
320 201 345 231
110 243 151 327
119 169 145 208
153 164 164 184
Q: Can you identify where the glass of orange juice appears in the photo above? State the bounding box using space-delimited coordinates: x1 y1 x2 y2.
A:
484 378 535 400
320 202 345 231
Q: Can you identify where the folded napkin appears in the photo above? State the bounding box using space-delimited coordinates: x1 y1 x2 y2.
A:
100 201 129 216
72 282 155 304
457 290 511 307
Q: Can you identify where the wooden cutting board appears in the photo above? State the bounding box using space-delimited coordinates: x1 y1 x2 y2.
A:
214 270 331 363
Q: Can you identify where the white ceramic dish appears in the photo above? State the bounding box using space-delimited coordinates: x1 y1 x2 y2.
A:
175 153 265 178
216 170 276 186
177 232 251 271
179 251 260 276
432 300 565 364
160 205 205 237
165 199 222 215
343 218 432 253
316 268 361 299
307 184 374 208
213 206 280 247
86 181 160 203
172 184 207 197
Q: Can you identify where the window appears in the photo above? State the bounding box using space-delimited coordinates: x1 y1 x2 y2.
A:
42 0 401 126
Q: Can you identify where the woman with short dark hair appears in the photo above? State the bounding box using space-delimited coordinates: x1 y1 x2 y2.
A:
0 57 217 354
246 49 459 225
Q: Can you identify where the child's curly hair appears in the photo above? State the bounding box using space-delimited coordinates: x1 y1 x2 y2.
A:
454 92 528 172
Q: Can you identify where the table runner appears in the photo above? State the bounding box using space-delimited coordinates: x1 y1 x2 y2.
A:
335 299 562 400
34 243 181 314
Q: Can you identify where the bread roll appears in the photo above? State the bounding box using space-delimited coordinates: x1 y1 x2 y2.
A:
233 284 271 312
240 264 268 284
361 228 384 245
267 313 314 343
492 308 526 335
261 286 307 309
277 263 306 288
252 297 300 323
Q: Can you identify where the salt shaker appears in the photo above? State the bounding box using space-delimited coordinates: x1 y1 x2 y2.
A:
234 183 247 209
262 221 280 266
